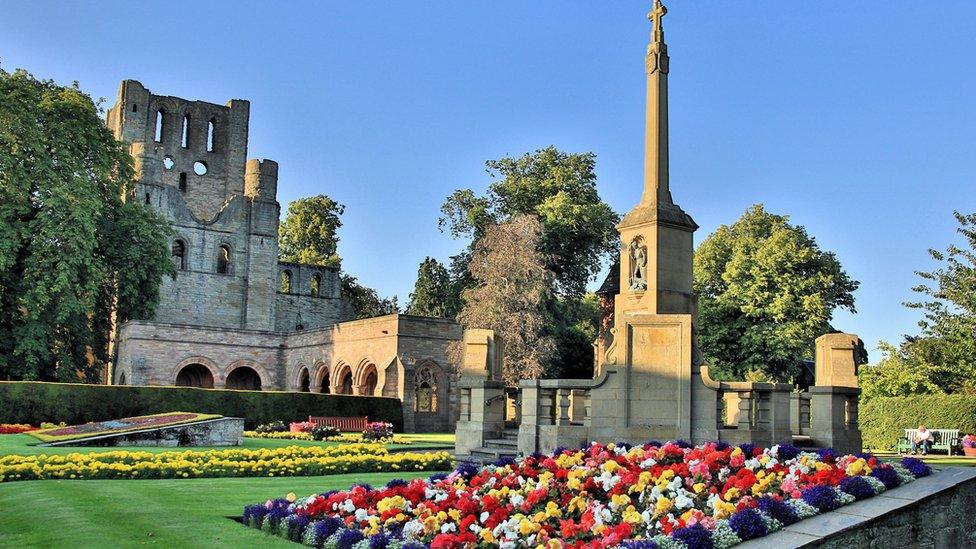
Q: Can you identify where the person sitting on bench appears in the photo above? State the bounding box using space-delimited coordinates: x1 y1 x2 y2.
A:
911 424 934 455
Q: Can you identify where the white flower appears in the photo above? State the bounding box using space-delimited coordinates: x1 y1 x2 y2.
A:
479 511 490 523
674 493 693 510
341 499 356 513
354 508 370 522
401 519 425 539
440 522 457 534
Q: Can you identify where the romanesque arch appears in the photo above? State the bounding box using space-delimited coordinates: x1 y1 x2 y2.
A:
296 366 310 392
354 359 379 396
334 363 354 395
171 357 218 388
225 361 263 391
312 361 331 394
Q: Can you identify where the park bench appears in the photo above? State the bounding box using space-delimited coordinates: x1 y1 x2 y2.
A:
896 428 960 456
308 416 369 432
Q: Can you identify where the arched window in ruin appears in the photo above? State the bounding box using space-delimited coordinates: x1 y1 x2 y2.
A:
226 366 262 391
217 245 231 274
179 172 187 193
339 368 354 395
207 118 216 152
172 240 187 270
118 373 127 385
154 109 164 142
310 274 321 297
175 363 214 388
280 270 293 293
298 367 310 392
364 369 378 396
414 366 437 413
181 114 190 148
320 370 331 394
144 192 151 205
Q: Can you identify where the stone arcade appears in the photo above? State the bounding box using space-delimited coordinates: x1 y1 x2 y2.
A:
107 81 460 433
456 1 864 461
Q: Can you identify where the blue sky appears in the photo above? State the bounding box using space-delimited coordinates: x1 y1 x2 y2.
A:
2 1 974 358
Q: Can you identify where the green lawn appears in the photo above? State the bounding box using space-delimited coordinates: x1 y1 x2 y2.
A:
0 432 454 456
0 471 440 548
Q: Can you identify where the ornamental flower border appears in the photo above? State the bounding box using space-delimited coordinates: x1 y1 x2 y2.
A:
242 441 933 549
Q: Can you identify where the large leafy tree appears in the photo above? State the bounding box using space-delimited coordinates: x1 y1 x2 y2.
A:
278 195 344 268
340 275 399 320
440 146 618 297
0 69 175 382
405 257 456 318
694 204 859 382
441 146 617 378
455 215 557 385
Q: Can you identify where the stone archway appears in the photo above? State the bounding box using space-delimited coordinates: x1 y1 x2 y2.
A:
335 364 354 395
175 363 215 388
226 366 262 391
297 367 310 392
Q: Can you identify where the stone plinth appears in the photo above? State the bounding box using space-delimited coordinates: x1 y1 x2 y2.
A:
809 385 862 455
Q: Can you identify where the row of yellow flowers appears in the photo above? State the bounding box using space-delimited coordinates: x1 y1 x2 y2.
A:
243 431 408 444
0 443 452 483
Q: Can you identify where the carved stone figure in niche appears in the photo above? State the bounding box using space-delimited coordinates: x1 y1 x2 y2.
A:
629 239 648 291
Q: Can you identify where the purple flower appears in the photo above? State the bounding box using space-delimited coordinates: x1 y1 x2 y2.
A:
871 465 901 490
757 495 798 525
775 444 801 461
494 456 517 467
739 443 757 457
553 446 568 456
386 478 408 489
839 476 876 500
714 441 731 451
368 533 392 548
337 528 365 549
353 483 374 491
242 504 268 528
801 484 839 512
614 441 634 451
621 540 658 549
671 524 715 549
817 448 838 463
428 472 448 482
453 462 479 480
311 517 343 545
901 457 931 478
400 543 427 549
674 439 693 449
729 508 768 540
646 440 663 448
287 515 311 542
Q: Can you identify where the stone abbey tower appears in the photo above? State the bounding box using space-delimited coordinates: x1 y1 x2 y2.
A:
107 82 461 433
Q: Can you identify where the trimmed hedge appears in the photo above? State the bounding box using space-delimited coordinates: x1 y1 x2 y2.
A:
860 394 976 450
0 381 403 431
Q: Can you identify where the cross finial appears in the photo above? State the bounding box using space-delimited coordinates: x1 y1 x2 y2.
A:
648 0 667 43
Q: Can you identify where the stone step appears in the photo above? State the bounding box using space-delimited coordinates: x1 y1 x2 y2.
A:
501 429 519 441
484 438 518 450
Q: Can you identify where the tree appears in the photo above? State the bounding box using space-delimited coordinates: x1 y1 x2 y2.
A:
455 215 557 385
858 342 943 401
340 274 399 320
0 69 175 382
901 211 976 392
405 257 456 318
694 204 859 382
278 195 344 268
440 146 618 297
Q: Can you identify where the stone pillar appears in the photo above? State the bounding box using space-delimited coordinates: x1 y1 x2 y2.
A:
815 333 860 387
454 379 506 456
809 386 862 455
517 380 542 455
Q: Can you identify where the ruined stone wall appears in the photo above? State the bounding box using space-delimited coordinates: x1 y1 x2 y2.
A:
274 262 348 332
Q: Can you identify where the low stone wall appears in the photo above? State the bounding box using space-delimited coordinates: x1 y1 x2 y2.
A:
739 467 976 548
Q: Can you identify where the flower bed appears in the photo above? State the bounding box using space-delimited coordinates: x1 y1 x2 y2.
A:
0 443 452 483
245 431 410 445
242 441 932 548
0 423 37 434
29 412 221 442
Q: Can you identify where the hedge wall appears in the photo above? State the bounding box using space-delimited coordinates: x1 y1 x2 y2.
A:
0 381 403 431
860 394 976 450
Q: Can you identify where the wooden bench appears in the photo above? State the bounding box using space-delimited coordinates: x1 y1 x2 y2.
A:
896 428 959 455
308 416 369 432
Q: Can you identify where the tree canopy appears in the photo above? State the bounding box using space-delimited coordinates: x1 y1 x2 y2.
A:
0 69 175 382
455 215 557 385
694 204 859 382
278 195 344 268
440 146 618 297
405 257 456 318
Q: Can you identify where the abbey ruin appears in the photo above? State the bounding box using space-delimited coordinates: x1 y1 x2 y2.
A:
107 81 460 433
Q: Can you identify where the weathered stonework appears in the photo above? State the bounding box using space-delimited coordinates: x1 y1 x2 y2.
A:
107 82 462 433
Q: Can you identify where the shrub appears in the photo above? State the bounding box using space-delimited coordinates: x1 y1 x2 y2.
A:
859 394 976 450
363 422 394 441
0 381 403 431
310 425 340 440
255 421 288 434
